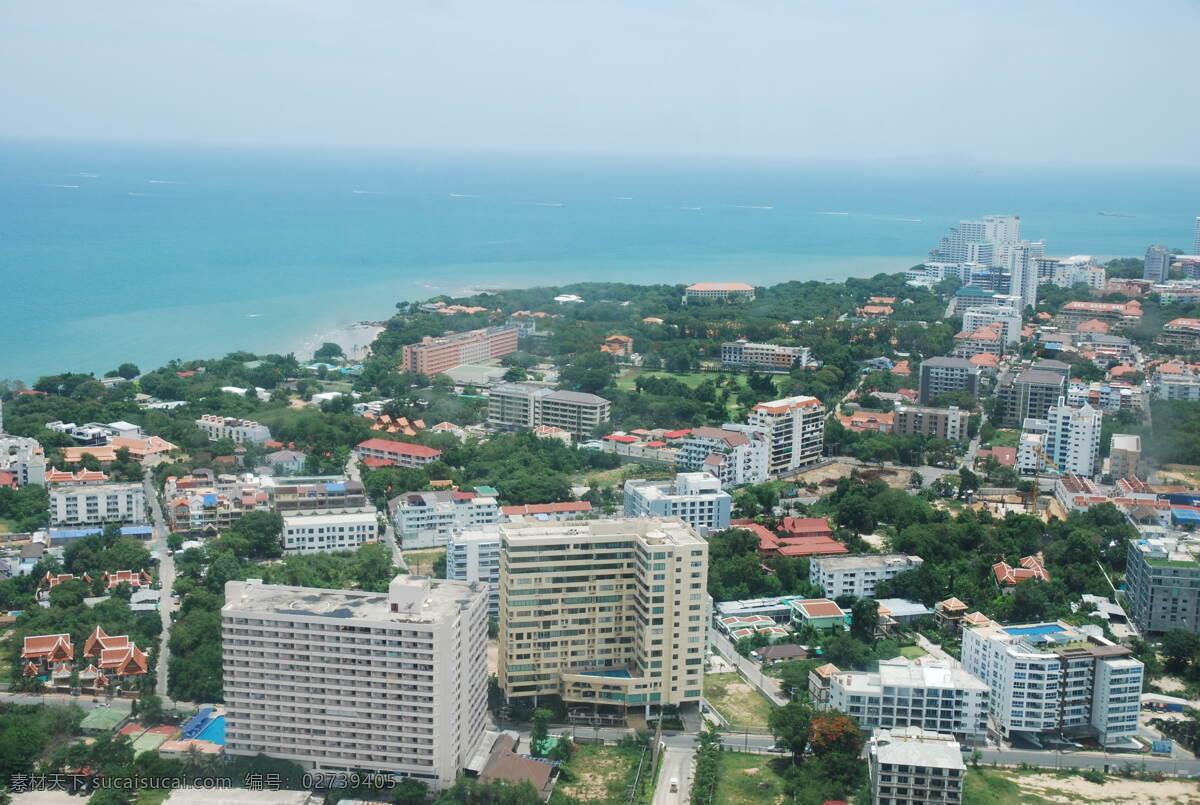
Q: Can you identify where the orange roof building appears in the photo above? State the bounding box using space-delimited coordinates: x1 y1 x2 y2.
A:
992 554 1050 588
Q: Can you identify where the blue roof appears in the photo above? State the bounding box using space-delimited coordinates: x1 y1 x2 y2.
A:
1173 508 1200 524
324 483 346 493
955 286 995 297
202 493 218 505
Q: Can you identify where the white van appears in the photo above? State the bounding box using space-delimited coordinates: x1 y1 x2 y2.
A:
669 778 679 793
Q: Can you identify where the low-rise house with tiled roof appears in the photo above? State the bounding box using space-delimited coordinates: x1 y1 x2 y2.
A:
355 437 443 468
992 553 1050 591
935 597 968 631
101 570 153 591
789 598 850 631
501 501 592 522
21 633 74 677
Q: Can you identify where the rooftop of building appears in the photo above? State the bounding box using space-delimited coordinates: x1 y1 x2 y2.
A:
499 517 705 547
811 553 922 570
1111 434 1142 452
751 394 822 413
686 282 755 292
836 656 988 693
873 727 965 770
920 356 978 370
223 574 482 623
1014 369 1067 386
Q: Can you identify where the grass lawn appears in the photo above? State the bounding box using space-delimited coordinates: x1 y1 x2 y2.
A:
401 548 444 577
985 429 1021 448
712 752 788 805
0 518 16 534
554 743 645 805
570 463 675 489
898 645 927 659
703 673 774 730
615 369 736 391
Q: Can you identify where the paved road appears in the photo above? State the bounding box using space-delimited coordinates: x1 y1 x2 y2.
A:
144 475 175 699
0 690 134 711
707 627 787 707
651 747 694 805
345 452 405 570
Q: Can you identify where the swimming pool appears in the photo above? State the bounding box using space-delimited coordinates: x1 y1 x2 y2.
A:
583 669 633 678
196 715 225 745
1003 625 1063 636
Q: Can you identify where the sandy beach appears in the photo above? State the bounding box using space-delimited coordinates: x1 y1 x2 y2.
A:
297 322 385 362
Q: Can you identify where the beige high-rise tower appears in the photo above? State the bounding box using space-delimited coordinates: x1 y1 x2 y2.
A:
498 518 709 715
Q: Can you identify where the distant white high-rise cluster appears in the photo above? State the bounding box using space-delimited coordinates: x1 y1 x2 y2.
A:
928 215 1044 309
1193 216 1200 256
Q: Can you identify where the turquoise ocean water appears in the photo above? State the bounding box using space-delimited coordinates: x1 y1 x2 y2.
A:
2 139 1197 381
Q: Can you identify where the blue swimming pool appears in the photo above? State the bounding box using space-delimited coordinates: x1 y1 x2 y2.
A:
584 669 633 678
196 715 225 745
1004 625 1063 636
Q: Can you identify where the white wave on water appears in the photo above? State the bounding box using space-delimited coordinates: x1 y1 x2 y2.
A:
148 179 180 184
820 211 849 215
52 184 80 189
351 189 381 195
448 193 479 198
246 314 262 318
127 192 152 197
532 201 564 207
734 205 774 210
78 172 99 179
680 206 702 211
612 196 633 200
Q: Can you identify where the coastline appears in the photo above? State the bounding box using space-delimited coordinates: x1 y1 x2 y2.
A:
296 323 386 362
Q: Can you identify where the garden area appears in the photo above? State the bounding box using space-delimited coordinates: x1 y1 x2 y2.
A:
401 548 446 578
703 673 774 730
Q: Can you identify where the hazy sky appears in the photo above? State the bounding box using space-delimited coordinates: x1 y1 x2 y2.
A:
3 0 1198 164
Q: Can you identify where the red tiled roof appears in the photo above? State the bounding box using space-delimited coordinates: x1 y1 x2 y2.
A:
603 434 638 443
361 456 396 468
795 599 844 618
992 554 1050 585
355 438 442 458
774 538 849 557
662 429 692 439
21 633 74 661
778 517 832 537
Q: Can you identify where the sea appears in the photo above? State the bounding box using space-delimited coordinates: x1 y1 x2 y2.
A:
2 138 1198 382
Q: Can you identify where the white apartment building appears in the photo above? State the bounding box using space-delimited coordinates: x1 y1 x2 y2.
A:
390 490 501 550
498 518 709 713
869 726 965 805
961 620 1143 745
195 415 273 446
622 473 732 536
49 481 146 528
674 424 769 488
222 575 489 788
720 340 813 372
1044 398 1102 477
447 530 501 617
962 306 1022 346
1005 240 1045 311
281 510 378 555
487 384 611 438
810 554 924 599
0 434 47 487
1016 418 1049 475
821 657 989 743
746 395 825 475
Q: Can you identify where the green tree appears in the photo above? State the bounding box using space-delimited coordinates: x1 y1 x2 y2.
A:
850 598 879 643
529 708 551 757
313 342 345 362
557 350 616 394
230 511 284 559
768 701 814 764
